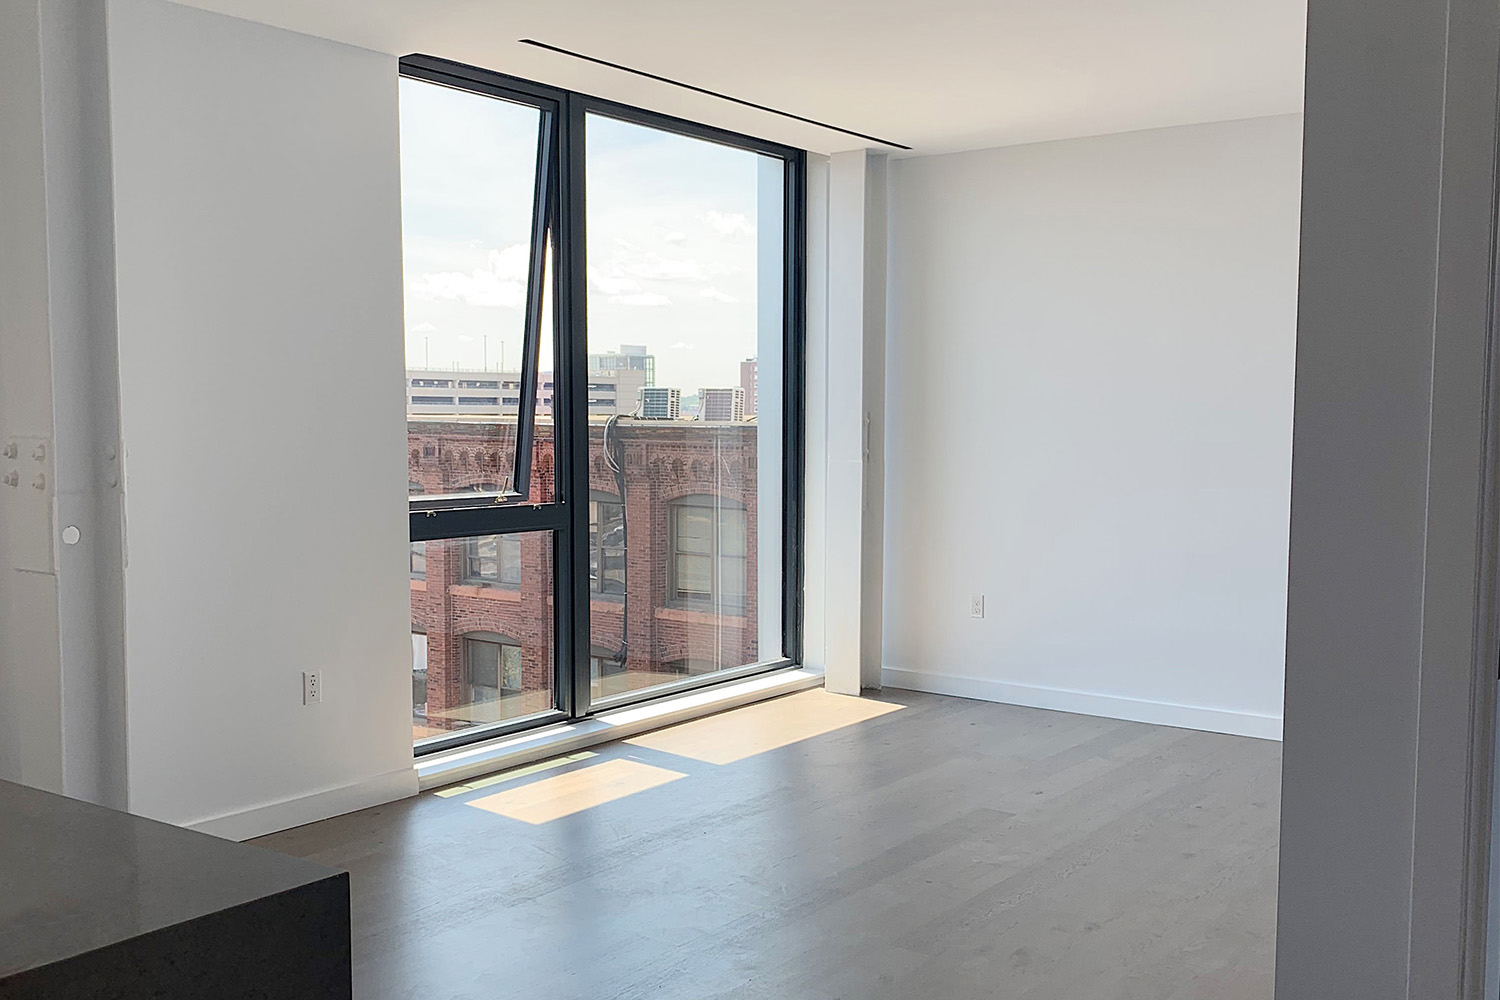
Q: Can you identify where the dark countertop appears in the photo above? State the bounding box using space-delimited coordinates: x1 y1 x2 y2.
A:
0 779 343 978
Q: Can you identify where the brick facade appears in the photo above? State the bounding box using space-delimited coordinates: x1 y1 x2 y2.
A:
409 418 760 737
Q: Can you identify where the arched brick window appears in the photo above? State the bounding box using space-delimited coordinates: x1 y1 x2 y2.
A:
668 495 746 610
461 631 522 705
589 491 625 595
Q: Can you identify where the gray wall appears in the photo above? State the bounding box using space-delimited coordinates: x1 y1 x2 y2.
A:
1276 0 1500 995
0 0 63 793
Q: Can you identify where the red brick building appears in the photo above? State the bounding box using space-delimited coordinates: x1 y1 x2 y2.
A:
409 417 760 738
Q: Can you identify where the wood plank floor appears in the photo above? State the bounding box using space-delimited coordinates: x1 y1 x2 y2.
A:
255 689 1281 1000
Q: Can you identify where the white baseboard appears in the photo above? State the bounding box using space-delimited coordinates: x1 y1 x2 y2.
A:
182 668 824 840
881 667 1283 741
186 766 419 842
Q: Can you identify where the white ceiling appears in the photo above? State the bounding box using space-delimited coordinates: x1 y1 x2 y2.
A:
170 0 1307 156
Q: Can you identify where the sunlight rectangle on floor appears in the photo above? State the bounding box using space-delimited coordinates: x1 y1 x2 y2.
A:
623 689 904 765
465 758 687 824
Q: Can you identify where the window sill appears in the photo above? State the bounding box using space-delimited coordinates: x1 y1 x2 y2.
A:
451 584 522 601
654 605 748 625
414 665 822 791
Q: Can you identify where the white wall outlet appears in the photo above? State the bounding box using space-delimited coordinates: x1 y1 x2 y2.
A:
970 594 985 619
303 670 321 705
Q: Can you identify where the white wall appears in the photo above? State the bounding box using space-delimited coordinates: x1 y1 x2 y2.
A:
107 0 415 835
882 115 1303 739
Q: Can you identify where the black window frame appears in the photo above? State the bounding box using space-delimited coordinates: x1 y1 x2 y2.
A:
402 53 806 755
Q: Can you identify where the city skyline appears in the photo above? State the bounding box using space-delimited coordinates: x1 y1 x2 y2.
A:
404 343 758 421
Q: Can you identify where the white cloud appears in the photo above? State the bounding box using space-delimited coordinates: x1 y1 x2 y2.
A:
613 292 672 307
587 241 707 306
669 341 695 350
587 266 641 296
410 244 528 308
662 230 687 244
699 287 738 303
609 238 707 281
702 210 755 237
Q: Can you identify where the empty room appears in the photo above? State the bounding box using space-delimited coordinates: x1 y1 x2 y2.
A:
2 0 1497 998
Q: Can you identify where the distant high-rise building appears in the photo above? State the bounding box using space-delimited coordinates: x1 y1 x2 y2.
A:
699 387 746 422
638 386 682 420
740 358 758 416
589 344 656 387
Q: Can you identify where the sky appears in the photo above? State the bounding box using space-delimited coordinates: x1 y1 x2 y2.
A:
398 77 781 394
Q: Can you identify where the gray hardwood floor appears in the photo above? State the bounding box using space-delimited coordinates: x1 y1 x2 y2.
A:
255 690 1280 1000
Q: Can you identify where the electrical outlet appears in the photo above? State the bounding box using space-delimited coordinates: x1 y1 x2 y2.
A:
970 594 985 619
303 671 321 705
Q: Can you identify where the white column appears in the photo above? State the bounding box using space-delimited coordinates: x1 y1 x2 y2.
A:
0 0 127 807
0 0 64 794
41 0 129 809
823 150 887 695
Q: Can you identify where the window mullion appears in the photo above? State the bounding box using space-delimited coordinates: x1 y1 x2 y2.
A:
560 91 592 720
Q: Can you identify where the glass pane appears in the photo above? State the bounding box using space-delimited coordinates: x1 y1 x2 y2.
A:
600 500 626 595
467 640 501 696
719 508 747 557
587 500 601 589
589 496 627 596
500 535 522 584
400 76 557 505
501 645 524 691
411 531 555 744
585 113 785 702
411 632 428 716
676 554 714 597
723 555 747 601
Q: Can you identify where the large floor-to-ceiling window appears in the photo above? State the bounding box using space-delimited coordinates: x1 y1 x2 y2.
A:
399 57 804 752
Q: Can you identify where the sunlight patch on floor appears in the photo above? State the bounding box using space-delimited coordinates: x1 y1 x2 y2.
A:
623 689 905 765
465 758 687 824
